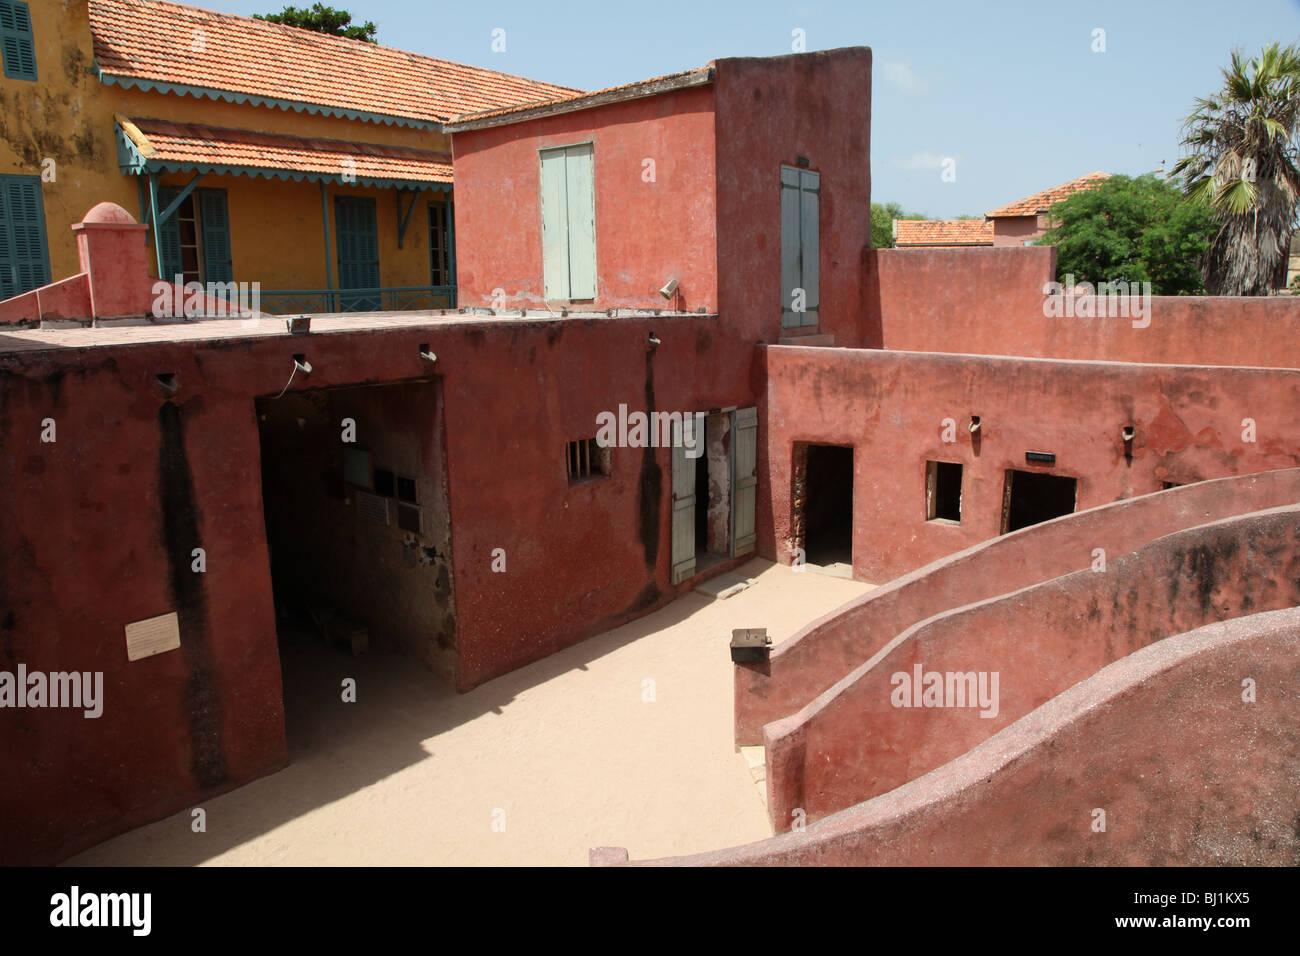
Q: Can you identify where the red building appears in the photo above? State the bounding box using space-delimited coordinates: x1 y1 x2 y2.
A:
2 23 1299 867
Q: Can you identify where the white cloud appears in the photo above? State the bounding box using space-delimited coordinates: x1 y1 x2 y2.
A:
878 58 927 95
892 151 955 172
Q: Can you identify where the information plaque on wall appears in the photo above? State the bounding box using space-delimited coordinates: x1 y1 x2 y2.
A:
125 611 181 662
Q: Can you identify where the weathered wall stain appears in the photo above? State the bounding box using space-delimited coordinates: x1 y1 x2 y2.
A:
157 399 227 790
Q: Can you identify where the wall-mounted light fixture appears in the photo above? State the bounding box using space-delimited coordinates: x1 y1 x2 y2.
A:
292 354 312 375
969 415 982 434
155 372 179 395
658 278 679 300
419 343 437 363
647 332 661 351
286 315 311 334
1121 425 1135 443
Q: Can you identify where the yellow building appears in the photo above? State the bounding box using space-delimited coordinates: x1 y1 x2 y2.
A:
0 0 573 311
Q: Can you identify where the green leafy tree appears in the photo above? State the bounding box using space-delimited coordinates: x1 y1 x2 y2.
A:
871 201 928 248
255 4 377 42
1037 173 1216 295
1172 43 1300 294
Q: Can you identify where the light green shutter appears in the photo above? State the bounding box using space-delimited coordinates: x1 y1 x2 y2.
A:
540 143 596 301
780 167 802 328
540 148 570 299
671 438 697 584
564 144 596 299
799 171 820 326
780 166 819 328
731 407 758 556
199 188 233 284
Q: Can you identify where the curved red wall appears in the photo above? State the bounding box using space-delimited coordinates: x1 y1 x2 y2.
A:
736 467 1300 745
765 506 1300 827
628 607 1300 865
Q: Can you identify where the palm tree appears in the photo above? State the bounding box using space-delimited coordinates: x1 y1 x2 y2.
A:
1173 43 1300 295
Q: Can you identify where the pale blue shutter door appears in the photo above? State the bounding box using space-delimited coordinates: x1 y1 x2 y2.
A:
799 170 820 327
564 143 596 299
0 174 49 298
199 188 233 284
540 148 570 299
731 407 758 556
780 166 801 328
671 439 697 584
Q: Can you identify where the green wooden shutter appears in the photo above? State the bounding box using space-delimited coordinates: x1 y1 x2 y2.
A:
335 196 380 311
780 166 820 328
540 148 571 299
199 188 233 284
730 407 758 556
564 144 596 299
540 143 596 301
0 0 37 82
155 186 183 283
0 174 50 299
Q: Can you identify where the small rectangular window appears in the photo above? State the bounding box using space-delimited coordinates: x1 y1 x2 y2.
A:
397 503 422 534
396 475 418 504
926 460 962 523
0 0 37 82
566 437 611 484
373 468 395 497
343 447 373 489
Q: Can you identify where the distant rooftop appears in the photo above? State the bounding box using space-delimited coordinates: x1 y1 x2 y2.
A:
986 171 1110 219
894 219 994 247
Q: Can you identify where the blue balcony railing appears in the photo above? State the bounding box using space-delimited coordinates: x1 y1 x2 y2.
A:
254 286 457 315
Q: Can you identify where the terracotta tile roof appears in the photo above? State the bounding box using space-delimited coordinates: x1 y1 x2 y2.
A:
893 219 994 247
120 117 452 185
88 0 578 126
986 171 1110 218
445 66 714 130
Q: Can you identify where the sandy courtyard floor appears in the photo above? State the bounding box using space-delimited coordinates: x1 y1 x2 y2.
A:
66 558 870 866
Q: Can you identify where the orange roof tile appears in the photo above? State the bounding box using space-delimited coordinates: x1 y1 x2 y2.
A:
986 171 1110 218
893 219 994 247
121 117 452 186
88 0 579 126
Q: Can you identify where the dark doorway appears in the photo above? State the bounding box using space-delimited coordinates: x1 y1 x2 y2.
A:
694 448 709 552
804 444 853 566
255 380 457 747
1002 469 1077 533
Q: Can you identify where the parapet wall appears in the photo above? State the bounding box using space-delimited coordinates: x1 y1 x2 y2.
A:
628 607 1300 866
765 505 1300 828
865 246 1300 368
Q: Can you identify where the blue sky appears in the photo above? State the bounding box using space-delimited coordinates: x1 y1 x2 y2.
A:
202 0 1298 217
